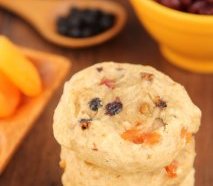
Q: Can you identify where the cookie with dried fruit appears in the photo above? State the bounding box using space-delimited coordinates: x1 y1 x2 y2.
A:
53 62 201 176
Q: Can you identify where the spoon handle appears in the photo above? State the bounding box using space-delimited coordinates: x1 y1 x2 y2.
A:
0 0 46 22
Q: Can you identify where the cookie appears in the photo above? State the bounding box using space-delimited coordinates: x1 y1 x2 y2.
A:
53 62 201 173
179 169 195 186
60 139 195 186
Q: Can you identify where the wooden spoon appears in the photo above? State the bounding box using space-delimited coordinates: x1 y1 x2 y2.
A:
0 0 127 48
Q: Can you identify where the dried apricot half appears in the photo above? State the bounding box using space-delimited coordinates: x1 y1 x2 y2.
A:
121 129 160 145
0 36 42 97
0 71 21 118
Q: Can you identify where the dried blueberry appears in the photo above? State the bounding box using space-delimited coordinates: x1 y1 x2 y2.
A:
155 97 167 109
89 98 103 111
82 9 97 25
105 98 123 116
100 13 115 29
79 118 92 130
68 28 82 38
57 17 69 35
67 16 82 28
56 7 116 38
81 28 93 38
69 7 81 17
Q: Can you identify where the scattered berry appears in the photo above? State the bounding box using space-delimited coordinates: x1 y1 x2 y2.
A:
89 97 103 111
155 97 167 109
105 98 123 116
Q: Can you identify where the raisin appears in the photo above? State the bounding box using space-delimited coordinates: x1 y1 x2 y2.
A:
155 97 167 109
89 98 103 111
79 118 92 130
105 98 123 116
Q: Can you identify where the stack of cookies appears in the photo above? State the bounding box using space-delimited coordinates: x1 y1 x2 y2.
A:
53 62 201 186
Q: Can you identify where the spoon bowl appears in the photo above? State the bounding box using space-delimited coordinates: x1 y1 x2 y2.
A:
0 0 127 48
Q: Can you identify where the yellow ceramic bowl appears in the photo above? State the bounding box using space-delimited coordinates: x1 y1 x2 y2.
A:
130 0 213 73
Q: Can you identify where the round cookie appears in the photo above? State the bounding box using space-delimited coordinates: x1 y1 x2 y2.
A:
60 139 195 186
53 62 201 173
165 138 195 186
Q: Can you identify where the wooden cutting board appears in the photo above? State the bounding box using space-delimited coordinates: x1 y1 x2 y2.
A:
0 47 71 173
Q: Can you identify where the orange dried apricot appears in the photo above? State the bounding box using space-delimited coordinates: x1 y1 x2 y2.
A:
0 36 42 97
0 71 21 118
121 129 160 145
165 161 178 178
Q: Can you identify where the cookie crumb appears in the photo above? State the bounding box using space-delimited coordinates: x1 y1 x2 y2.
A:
79 119 92 130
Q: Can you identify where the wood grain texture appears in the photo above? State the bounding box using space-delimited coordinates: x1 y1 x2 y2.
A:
0 0 127 48
0 1 213 186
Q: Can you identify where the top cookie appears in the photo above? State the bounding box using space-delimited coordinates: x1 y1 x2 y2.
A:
53 62 201 173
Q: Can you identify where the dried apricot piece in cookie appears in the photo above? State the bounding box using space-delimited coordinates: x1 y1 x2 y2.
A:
0 36 42 97
165 160 178 178
0 71 21 118
121 129 160 145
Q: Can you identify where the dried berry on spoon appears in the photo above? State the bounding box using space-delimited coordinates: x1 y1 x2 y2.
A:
56 7 116 38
